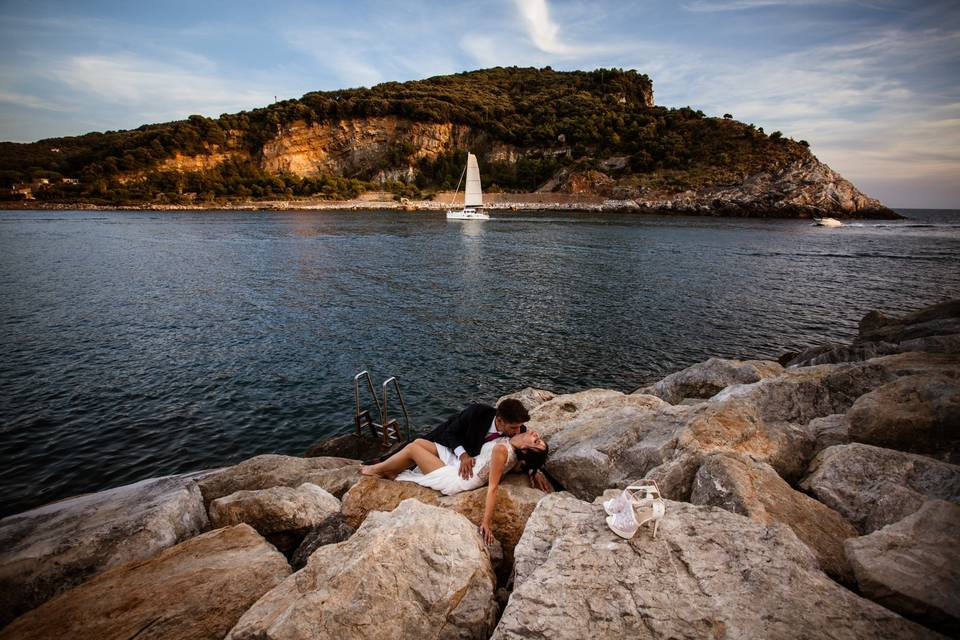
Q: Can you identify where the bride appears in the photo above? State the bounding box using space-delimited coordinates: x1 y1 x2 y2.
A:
360 431 548 543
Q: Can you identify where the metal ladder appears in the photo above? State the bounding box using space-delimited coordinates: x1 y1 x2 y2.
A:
353 371 412 447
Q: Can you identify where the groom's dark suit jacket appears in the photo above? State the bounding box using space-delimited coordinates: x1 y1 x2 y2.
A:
422 403 500 457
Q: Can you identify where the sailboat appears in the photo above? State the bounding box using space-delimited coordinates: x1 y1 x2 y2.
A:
446 152 490 220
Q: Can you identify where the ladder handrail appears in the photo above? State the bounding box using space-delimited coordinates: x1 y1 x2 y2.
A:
354 371 382 435
382 376 412 442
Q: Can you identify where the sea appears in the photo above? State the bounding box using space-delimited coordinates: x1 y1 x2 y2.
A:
1 208 958 517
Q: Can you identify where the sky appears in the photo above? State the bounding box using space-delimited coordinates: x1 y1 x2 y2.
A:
0 0 957 208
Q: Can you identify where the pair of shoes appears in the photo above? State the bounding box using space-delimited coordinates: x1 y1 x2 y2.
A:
604 479 665 540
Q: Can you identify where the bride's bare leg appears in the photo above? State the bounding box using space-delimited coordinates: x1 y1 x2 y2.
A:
361 439 445 478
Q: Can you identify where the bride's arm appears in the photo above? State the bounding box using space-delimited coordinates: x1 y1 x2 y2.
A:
479 444 509 545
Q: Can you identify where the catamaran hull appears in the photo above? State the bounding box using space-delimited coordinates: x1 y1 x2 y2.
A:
446 209 490 220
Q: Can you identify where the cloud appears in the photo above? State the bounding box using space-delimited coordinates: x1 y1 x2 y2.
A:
0 90 71 112
46 54 275 121
683 0 829 11
514 0 594 56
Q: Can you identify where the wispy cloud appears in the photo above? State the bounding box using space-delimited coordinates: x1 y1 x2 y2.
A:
514 0 597 56
683 0 829 11
47 54 274 120
0 90 71 112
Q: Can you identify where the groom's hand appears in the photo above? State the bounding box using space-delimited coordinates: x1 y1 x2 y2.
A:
458 453 475 480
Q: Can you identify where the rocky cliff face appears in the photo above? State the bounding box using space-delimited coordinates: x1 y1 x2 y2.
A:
622 156 892 218
260 117 520 183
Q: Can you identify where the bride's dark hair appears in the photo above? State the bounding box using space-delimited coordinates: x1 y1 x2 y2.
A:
516 442 549 475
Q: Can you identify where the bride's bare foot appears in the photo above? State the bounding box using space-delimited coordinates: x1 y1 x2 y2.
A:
360 465 382 478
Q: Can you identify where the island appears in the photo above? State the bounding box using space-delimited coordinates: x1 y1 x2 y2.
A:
1 67 898 218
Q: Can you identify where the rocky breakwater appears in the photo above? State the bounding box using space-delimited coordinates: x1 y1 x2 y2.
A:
0 299 957 638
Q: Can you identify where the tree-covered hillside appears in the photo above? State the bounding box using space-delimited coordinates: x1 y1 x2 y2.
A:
0 66 808 205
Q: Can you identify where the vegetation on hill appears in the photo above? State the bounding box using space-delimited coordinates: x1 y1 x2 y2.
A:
0 67 808 205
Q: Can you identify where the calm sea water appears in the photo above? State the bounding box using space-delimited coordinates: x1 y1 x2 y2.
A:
2 208 959 517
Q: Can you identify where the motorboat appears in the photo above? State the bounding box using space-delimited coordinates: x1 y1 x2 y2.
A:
813 217 844 227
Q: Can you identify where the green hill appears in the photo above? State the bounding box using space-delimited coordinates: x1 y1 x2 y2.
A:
0 67 849 211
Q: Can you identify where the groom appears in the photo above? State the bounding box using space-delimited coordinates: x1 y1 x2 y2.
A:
423 398 529 480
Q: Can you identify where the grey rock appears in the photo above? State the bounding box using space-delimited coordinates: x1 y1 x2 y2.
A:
304 432 398 461
226 499 498 640
636 357 783 404
0 472 209 627
497 387 556 412
197 454 361 503
527 388 665 439
786 341 901 368
543 400 684 499
806 413 851 456
847 374 960 462
859 300 960 343
209 482 341 536
690 452 858 585
800 443 960 533
290 513 355 570
845 499 960 637
787 299 960 367
0 524 290 640
494 492 936 639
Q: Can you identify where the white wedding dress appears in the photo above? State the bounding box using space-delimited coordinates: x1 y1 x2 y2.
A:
396 437 518 495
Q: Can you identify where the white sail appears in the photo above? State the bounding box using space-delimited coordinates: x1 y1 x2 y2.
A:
464 153 482 207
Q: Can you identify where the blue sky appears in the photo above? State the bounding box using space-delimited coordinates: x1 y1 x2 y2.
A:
1 0 957 208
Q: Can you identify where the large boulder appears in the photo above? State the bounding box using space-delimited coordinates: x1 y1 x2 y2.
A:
805 413 851 456
526 389 665 439
0 472 209 628
226 500 498 640
543 401 688 500
800 443 960 533
847 374 960 462
209 482 341 555
786 300 960 367
636 357 784 404
304 433 399 461
340 476 440 529
198 454 360 503
690 453 858 584
437 474 546 562
0 524 290 640
845 500 960 637
289 514 355 570
340 475 545 563
497 387 556 412
494 493 939 639
859 299 960 343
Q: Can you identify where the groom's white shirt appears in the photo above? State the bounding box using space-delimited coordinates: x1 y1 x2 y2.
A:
453 417 498 459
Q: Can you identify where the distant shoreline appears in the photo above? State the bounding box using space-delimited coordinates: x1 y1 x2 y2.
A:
0 197 903 219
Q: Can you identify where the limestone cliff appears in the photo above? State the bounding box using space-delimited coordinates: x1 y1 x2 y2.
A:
261 117 519 183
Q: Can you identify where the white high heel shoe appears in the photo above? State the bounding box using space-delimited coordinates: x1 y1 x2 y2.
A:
602 479 660 516
605 480 665 540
